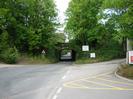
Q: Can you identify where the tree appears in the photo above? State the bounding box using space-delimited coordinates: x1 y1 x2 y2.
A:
102 0 133 38
65 0 126 59
0 0 58 63
0 0 58 54
65 0 102 46
101 0 133 52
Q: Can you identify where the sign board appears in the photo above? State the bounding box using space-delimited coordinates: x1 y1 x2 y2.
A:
90 53 96 58
128 51 133 64
82 45 89 51
42 50 45 54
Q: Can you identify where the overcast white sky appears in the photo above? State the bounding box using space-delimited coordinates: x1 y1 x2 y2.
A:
55 0 70 24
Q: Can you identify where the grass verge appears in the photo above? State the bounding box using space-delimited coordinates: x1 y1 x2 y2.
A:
18 54 57 64
75 58 101 64
117 64 133 80
75 56 123 64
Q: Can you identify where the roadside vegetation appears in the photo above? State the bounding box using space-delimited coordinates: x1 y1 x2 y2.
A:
0 0 65 64
117 64 133 79
65 0 133 63
18 54 57 64
0 0 132 64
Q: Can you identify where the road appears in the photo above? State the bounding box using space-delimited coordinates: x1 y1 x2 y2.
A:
0 59 133 99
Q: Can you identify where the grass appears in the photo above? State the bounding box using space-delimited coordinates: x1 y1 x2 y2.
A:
117 64 133 79
75 54 124 64
75 58 101 64
75 47 125 64
18 54 57 64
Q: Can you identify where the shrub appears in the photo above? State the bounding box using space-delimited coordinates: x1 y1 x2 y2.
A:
19 54 57 64
1 47 19 64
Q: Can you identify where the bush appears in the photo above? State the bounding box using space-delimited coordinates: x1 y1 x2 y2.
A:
18 54 57 64
118 64 133 79
75 41 125 64
1 47 19 64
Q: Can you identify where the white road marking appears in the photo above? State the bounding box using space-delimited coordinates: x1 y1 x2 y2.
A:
53 95 57 99
52 87 63 99
52 69 69 99
57 87 62 94
62 75 66 79
62 70 70 80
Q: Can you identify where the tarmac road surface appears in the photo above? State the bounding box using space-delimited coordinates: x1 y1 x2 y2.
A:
0 59 133 99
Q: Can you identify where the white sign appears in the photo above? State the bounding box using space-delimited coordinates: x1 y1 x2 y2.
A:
90 53 96 58
82 45 89 51
129 51 133 64
42 50 45 54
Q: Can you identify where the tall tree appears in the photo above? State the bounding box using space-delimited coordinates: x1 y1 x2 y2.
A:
0 0 57 54
102 0 133 38
65 0 102 46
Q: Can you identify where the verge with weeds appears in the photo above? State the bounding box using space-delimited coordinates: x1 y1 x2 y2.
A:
117 64 133 80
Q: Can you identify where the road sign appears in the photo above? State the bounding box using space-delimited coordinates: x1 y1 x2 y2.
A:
90 53 96 58
128 51 133 64
82 45 89 51
42 50 45 54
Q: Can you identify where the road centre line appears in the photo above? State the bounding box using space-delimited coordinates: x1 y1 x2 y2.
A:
82 79 124 90
52 95 57 99
57 87 62 94
53 69 69 99
62 70 70 80
52 87 63 99
62 75 66 79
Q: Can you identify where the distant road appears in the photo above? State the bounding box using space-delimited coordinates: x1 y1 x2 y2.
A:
0 59 133 99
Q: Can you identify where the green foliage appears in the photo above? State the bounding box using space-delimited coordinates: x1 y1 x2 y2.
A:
76 41 124 64
0 0 132 64
0 31 9 51
0 0 57 52
97 42 124 60
0 0 58 63
65 0 102 45
19 54 57 64
0 47 19 64
102 0 133 38
118 64 133 79
65 0 132 63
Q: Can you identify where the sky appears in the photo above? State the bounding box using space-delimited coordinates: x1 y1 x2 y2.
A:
54 0 71 42
55 0 70 24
